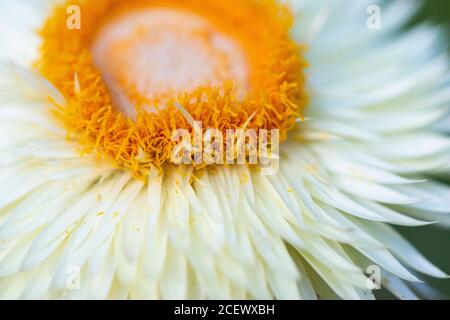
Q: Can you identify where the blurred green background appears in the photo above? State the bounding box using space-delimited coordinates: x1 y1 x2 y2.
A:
415 0 450 31
379 0 450 299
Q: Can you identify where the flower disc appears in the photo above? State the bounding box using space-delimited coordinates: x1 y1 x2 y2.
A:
37 0 307 174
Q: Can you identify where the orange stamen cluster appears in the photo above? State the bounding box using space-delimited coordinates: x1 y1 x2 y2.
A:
36 0 307 175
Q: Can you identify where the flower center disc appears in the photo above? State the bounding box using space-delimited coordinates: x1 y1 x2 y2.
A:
92 8 250 118
37 0 307 174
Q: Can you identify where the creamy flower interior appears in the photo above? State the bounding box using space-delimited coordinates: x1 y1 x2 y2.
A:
0 0 449 300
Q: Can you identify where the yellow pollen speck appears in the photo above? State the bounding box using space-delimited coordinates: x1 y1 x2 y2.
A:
240 173 250 185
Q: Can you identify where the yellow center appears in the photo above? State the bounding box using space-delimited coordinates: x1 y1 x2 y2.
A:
37 0 307 175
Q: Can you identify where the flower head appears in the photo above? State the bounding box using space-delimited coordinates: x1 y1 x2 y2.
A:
0 0 449 300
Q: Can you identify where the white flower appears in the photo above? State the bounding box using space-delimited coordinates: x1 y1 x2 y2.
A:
0 0 449 300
